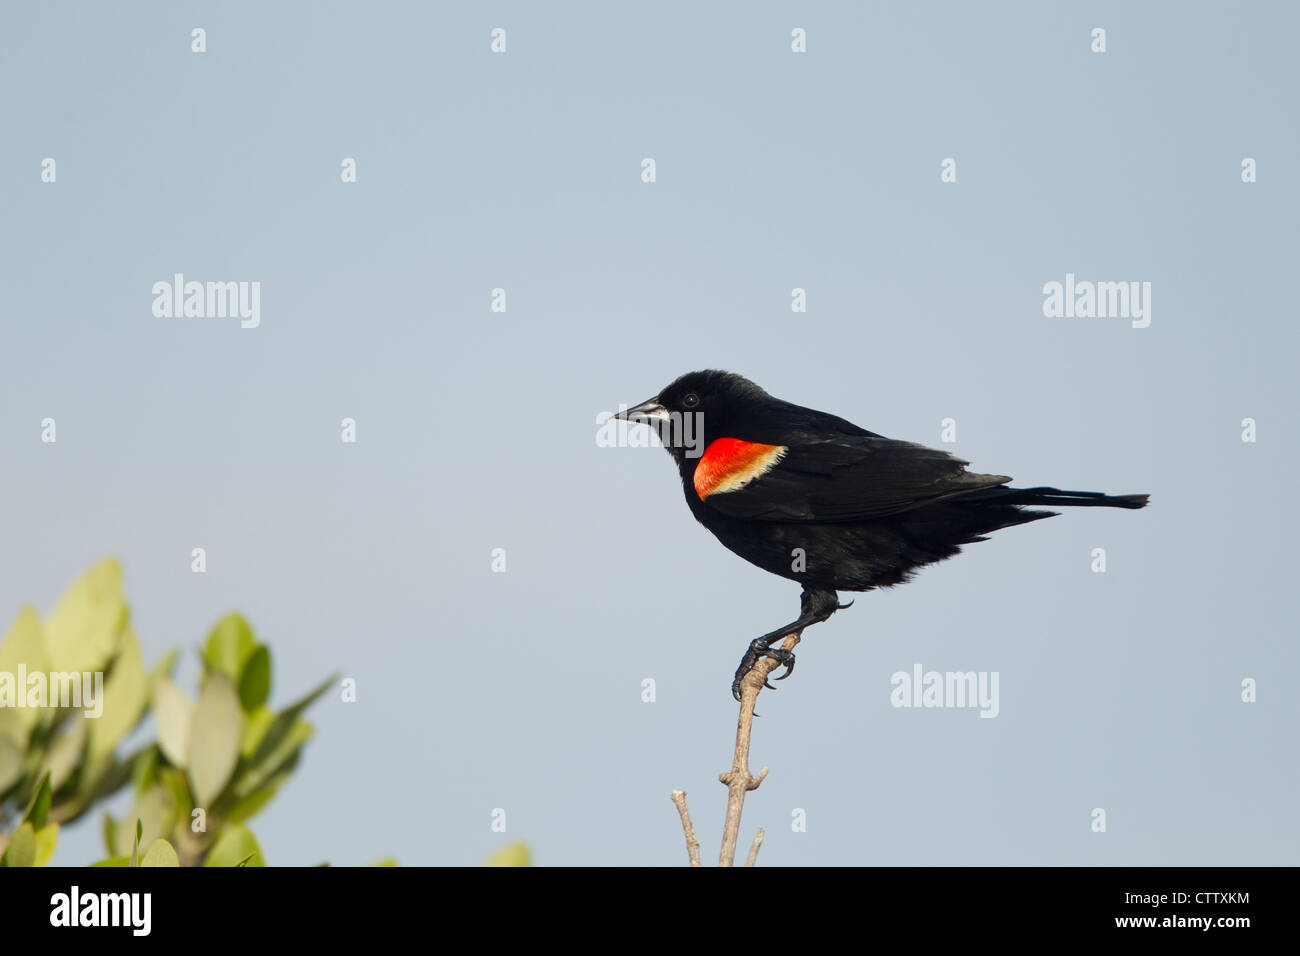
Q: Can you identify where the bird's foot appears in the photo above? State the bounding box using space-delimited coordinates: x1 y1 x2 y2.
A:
729 587 846 701
731 640 796 701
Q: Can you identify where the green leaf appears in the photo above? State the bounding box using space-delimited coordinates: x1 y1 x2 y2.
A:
0 703 26 748
483 842 531 867
91 856 130 867
203 614 256 681
112 786 172 859
40 714 87 792
0 711 25 796
130 745 160 792
101 813 117 856
188 673 243 806
223 761 296 823
231 720 313 803
153 676 193 767
23 770 52 828
139 838 180 867
66 744 154 825
87 627 148 763
150 648 179 682
1 822 36 867
204 823 265 867
372 858 399 867
239 705 275 758
237 645 271 712
33 823 58 866
44 559 126 675
0 607 51 731
276 674 336 726
232 728 313 817
242 674 335 779
131 818 143 868
157 766 192 817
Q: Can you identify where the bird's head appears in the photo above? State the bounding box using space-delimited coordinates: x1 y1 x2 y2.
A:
612 370 769 464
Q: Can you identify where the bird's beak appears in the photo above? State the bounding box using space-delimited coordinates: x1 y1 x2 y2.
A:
611 396 670 424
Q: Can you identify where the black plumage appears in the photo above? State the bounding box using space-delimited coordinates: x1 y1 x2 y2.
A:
614 370 1148 698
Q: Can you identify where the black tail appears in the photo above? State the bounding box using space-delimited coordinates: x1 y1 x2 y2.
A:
995 486 1149 510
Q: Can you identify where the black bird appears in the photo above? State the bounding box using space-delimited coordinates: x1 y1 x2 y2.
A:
612 370 1149 700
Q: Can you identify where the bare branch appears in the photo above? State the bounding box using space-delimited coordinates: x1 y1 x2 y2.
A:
670 790 702 867
745 827 765 867
717 629 803 866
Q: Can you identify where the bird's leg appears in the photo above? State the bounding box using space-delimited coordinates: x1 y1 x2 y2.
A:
731 587 845 700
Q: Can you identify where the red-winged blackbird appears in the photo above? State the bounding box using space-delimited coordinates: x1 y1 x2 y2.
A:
613 370 1149 700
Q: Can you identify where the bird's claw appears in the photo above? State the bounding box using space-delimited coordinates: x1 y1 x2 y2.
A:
732 643 797 701
766 647 796 682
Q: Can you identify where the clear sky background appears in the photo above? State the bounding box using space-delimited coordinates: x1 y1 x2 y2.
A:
2 1 1296 866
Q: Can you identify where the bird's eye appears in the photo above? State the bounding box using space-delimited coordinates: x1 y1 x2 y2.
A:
682 392 700 409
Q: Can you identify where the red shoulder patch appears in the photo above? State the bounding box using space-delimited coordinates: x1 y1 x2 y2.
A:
693 438 788 500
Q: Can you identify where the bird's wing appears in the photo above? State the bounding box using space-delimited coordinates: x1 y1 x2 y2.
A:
694 436 1011 522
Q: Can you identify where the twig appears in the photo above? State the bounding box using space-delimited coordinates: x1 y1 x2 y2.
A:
745 827 765 867
717 629 803 867
670 790 702 867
